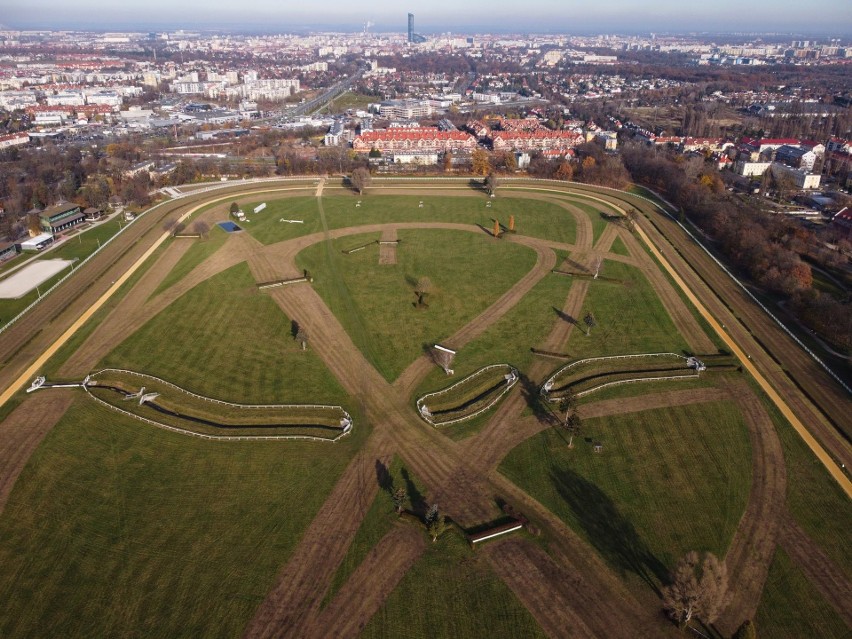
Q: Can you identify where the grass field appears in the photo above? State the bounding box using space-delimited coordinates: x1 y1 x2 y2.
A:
297 228 537 382
239 197 321 245
566 259 691 358
360 531 547 638
500 400 752 591
151 227 229 297
761 386 852 580
755 549 849 639
0 398 365 638
320 195 579 245
102 262 350 406
609 235 630 256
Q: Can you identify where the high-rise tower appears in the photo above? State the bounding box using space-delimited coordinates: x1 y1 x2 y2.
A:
408 13 414 43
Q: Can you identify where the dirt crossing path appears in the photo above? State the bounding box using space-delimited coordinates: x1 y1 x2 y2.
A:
304 525 426 639
715 382 787 637
485 538 599 639
0 391 76 516
243 434 393 639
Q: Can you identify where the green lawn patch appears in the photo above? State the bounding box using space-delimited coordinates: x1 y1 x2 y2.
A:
102 262 349 406
0 398 364 639
48 218 123 262
360 531 546 639
320 195 578 245
756 549 849 639
609 235 630 256
240 196 321 245
762 387 852 580
566 260 691 359
297 228 536 382
322 457 415 606
499 400 752 592
151 227 229 297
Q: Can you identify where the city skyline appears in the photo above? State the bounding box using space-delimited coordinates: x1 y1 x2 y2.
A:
3 0 852 36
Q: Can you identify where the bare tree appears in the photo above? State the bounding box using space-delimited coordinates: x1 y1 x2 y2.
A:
624 208 639 232
229 201 239 214
558 392 581 446
583 312 597 336
662 551 728 629
192 219 210 238
591 256 603 279
351 167 371 194
162 218 177 233
392 486 407 514
415 276 432 307
485 171 500 195
295 327 309 351
425 504 448 543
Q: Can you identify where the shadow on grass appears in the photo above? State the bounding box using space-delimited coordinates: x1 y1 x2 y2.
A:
375 459 393 493
550 466 668 594
401 467 427 518
518 372 559 427
552 305 578 326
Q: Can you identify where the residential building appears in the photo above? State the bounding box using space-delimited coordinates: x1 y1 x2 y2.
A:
352 128 476 153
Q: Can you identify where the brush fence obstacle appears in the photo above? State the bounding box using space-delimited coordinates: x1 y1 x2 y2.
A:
416 364 519 427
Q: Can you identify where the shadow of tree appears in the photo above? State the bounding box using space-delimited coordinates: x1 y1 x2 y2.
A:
518 372 559 427
552 305 578 325
550 466 668 593
400 467 427 519
375 459 393 494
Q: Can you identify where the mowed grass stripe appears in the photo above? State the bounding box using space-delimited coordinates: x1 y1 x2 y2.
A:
298 227 537 383
0 398 363 638
756 548 849 639
500 400 752 592
566 259 691 358
102 262 349 406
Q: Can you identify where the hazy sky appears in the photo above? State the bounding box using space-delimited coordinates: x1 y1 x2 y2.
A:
4 0 852 35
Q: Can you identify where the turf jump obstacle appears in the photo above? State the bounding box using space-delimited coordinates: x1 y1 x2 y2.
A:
416 364 520 427
29 369 354 443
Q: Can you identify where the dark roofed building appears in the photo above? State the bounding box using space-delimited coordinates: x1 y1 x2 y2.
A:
39 202 84 234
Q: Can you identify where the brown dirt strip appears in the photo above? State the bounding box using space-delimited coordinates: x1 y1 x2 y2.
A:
621 227 717 354
303 525 426 639
0 390 76 516
378 227 398 265
58 239 193 377
592 222 621 254
485 538 598 639
777 511 852 627
243 433 393 639
267 284 493 523
715 382 787 637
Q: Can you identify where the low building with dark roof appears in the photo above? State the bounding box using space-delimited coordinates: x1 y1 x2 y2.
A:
39 203 85 234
